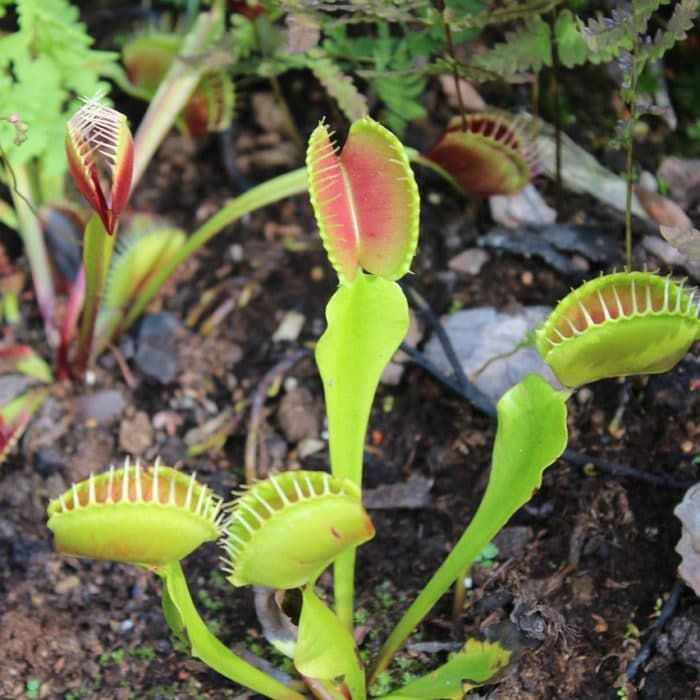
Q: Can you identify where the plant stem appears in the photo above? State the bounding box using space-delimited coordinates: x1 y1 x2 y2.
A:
436 0 468 131
624 0 640 271
7 163 57 345
159 562 305 700
334 549 356 631
131 8 223 190
368 485 522 684
74 216 116 376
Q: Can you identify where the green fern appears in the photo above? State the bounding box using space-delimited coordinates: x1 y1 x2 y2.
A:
305 49 368 122
476 16 552 77
643 0 697 65
434 0 560 32
0 0 118 181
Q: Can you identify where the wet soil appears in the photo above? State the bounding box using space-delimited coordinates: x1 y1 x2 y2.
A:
2 61 700 700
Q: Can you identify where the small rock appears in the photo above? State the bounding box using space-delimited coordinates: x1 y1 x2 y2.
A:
54 575 81 596
658 156 700 209
492 525 534 560
72 389 125 424
424 306 560 402
134 313 182 384
489 183 556 228
278 387 320 443
272 310 306 343
448 248 490 275
297 437 325 458
119 411 154 457
45 473 67 499
657 615 700 671
34 447 67 477
363 475 433 510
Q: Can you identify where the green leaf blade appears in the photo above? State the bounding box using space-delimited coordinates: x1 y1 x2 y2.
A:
315 274 409 485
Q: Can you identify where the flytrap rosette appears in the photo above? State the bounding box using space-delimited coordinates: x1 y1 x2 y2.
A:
536 271 700 387
65 93 134 235
47 460 224 565
426 111 538 199
221 471 374 589
306 116 420 284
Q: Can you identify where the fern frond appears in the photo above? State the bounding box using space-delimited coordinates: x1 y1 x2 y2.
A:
436 0 560 32
643 0 698 65
477 16 552 77
579 9 635 62
306 49 368 122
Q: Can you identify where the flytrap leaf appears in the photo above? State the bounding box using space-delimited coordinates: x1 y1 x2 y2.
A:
315 273 409 485
47 461 224 565
425 112 537 199
221 471 374 589
0 388 49 466
372 375 568 680
536 271 700 387
381 638 513 700
103 223 186 310
65 94 133 235
0 344 53 383
306 116 420 283
295 587 365 700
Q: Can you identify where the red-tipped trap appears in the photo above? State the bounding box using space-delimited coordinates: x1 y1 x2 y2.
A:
65 94 134 235
306 116 420 284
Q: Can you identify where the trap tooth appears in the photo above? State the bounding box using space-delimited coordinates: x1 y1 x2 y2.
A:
47 460 223 565
221 470 374 589
536 271 700 387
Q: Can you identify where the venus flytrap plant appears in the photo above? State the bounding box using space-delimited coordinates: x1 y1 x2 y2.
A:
47 116 576 698
307 115 419 630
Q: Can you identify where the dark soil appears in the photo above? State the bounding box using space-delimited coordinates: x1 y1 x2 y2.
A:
2 43 700 700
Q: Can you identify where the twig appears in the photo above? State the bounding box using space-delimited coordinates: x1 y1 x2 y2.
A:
626 580 685 681
218 126 252 194
400 283 468 391
244 348 312 484
399 341 496 419
562 450 691 490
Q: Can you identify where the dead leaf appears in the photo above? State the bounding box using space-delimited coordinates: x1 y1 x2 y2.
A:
363 474 433 510
658 156 700 209
659 224 700 263
635 186 693 229
438 74 486 111
489 184 556 229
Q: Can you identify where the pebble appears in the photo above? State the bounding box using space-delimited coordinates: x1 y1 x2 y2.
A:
447 248 490 275
134 313 182 384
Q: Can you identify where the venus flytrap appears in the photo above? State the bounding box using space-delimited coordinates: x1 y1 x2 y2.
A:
47 116 576 698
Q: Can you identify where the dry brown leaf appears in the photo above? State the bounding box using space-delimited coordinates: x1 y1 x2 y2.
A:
635 186 693 229
438 74 486 111
658 156 700 209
